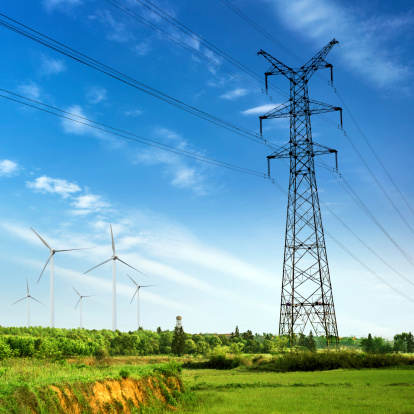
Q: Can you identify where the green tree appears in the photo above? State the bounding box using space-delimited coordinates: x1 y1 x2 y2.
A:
307 331 316 352
242 330 254 340
171 326 186 356
407 332 414 353
361 333 374 353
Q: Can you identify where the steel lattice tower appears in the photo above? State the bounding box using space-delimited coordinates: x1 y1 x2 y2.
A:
258 39 342 347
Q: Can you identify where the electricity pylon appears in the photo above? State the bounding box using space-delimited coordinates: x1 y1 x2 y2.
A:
258 39 342 347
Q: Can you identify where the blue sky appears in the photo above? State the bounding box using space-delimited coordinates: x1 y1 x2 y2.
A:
0 0 412 338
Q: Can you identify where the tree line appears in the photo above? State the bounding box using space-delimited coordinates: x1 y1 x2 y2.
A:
0 325 411 359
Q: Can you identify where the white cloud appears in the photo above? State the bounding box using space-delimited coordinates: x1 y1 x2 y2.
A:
0 160 19 177
134 41 151 57
204 49 223 75
86 87 107 104
220 88 249 100
268 0 413 87
17 82 41 100
39 55 66 76
91 10 133 43
125 109 143 117
241 104 277 115
71 194 112 216
26 176 81 198
135 128 210 195
43 0 82 12
61 105 91 135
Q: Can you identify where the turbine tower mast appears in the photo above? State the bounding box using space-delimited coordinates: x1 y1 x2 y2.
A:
258 39 342 347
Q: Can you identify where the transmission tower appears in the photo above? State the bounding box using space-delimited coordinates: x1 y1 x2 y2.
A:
258 39 342 347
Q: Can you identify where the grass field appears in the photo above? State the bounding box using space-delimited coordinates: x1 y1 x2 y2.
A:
182 368 414 413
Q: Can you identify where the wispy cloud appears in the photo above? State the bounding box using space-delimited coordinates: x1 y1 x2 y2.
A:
91 10 134 43
17 82 41 100
241 104 277 115
26 174 113 216
220 88 249 100
204 49 223 75
43 0 82 13
39 55 66 76
0 160 19 177
134 41 152 57
26 176 81 198
86 87 107 104
135 128 211 195
125 108 143 117
71 194 112 216
268 0 413 88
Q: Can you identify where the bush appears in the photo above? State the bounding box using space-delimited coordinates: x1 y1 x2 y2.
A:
0 342 13 360
251 351 414 372
119 369 130 379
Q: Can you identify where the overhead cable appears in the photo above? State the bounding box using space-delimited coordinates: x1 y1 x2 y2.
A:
2 88 412 304
268 178 414 305
0 89 267 178
0 13 274 149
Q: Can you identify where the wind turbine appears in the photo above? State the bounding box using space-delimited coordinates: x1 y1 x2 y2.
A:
127 274 157 331
84 224 148 331
31 227 93 328
73 287 94 329
12 279 45 328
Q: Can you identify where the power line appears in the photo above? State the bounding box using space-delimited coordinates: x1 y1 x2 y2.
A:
0 13 273 149
103 0 270 96
2 87 412 305
319 195 414 287
334 89 414 216
267 178 414 305
105 0 289 101
331 170 414 267
0 89 266 178
221 0 414 226
339 127 414 239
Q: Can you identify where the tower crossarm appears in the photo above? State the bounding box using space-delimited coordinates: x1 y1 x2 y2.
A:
267 142 337 160
260 100 342 133
257 49 295 85
298 38 338 82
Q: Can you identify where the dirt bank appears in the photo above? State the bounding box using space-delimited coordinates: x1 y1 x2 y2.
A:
13 374 182 413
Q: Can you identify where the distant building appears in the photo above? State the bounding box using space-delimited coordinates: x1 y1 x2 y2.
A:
176 315 182 328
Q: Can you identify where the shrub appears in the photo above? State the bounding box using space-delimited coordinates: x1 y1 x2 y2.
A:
119 369 130 379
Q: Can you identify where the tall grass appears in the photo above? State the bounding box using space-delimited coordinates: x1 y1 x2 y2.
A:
183 351 414 372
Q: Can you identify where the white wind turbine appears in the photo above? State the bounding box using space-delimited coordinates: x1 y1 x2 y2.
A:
127 274 157 331
12 279 45 328
84 224 148 331
73 287 95 329
31 227 93 328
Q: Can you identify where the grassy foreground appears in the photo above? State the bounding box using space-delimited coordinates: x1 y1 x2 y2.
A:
183 368 414 413
0 357 190 413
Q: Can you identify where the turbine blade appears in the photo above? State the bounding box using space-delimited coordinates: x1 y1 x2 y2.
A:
30 227 51 250
117 258 149 277
82 295 96 298
130 288 138 304
30 296 46 306
72 287 81 297
38 253 52 283
110 224 116 255
140 285 159 288
126 273 138 286
75 297 81 310
55 247 95 252
26 278 29 295
84 258 112 274
12 296 27 305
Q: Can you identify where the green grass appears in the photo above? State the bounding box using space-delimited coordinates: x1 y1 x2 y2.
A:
0 358 166 399
182 368 414 413
0 357 185 413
